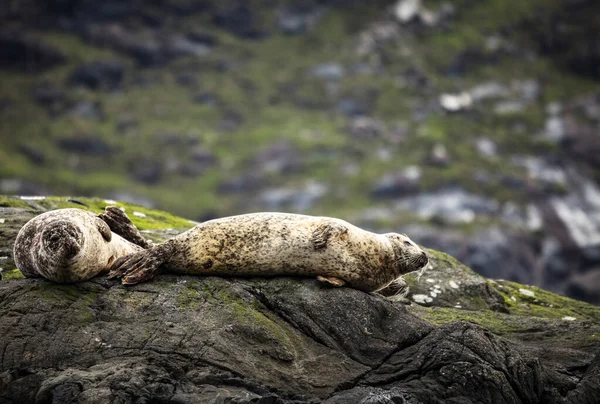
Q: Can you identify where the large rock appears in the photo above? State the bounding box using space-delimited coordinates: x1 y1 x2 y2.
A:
0 33 66 72
0 197 599 403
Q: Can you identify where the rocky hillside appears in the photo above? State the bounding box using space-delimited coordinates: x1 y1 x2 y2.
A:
1 197 599 403
0 0 599 304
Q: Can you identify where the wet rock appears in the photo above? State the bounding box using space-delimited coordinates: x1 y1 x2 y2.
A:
68 60 124 90
277 5 323 35
0 32 66 72
371 166 422 199
56 133 112 156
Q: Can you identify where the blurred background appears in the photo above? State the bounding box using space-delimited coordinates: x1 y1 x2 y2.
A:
0 0 599 303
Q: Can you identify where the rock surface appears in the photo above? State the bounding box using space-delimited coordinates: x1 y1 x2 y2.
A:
1 197 599 403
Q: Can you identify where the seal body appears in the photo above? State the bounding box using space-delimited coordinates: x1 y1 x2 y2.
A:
110 212 429 292
14 208 143 283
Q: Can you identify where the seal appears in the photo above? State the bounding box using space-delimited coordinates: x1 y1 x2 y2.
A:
13 207 146 283
109 212 429 292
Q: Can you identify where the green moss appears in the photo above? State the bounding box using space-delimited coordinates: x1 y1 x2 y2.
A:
32 283 99 323
1 269 24 280
490 280 600 321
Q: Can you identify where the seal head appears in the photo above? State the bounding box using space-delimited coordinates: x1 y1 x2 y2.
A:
384 233 429 276
14 208 142 283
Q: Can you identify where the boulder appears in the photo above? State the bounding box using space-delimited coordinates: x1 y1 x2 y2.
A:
0 197 599 403
0 33 65 72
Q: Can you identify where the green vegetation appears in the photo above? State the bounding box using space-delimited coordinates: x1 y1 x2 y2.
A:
0 0 599 222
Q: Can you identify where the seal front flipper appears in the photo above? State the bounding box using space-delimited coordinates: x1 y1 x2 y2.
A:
317 276 346 287
108 243 173 284
99 206 149 248
312 222 348 251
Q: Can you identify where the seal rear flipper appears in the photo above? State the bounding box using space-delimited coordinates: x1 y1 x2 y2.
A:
317 276 346 287
312 222 348 251
107 248 163 284
99 206 149 248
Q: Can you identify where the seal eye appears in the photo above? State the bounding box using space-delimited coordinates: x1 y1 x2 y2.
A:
403 241 412 247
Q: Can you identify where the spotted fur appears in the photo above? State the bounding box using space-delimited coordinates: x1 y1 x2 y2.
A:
109 212 429 292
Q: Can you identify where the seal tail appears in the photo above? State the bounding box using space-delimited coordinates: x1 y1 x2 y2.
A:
107 247 164 284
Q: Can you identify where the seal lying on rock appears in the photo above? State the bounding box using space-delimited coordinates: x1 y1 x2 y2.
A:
13 207 146 283
109 212 429 292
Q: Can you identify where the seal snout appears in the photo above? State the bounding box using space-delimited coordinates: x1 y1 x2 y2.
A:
42 222 83 260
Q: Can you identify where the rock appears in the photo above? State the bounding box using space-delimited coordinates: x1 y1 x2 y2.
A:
566 269 600 306
32 81 65 108
178 146 218 177
17 144 45 165
255 141 304 175
115 116 138 134
56 133 112 156
277 5 323 35
218 173 266 194
336 97 368 117
396 188 499 224
426 143 451 166
0 32 66 72
165 35 211 59
371 166 422 199
260 182 327 212
128 157 163 185
549 174 600 250
469 81 509 102
345 117 385 140
68 60 124 90
0 198 599 403
475 137 498 158
404 250 508 312
310 63 344 80
439 92 472 112
67 100 105 121
193 92 219 106
494 100 526 115
212 2 266 40
84 24 162 67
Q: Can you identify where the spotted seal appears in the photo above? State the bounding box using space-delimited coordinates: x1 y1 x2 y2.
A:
13 207 146 283
109 212 428 292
